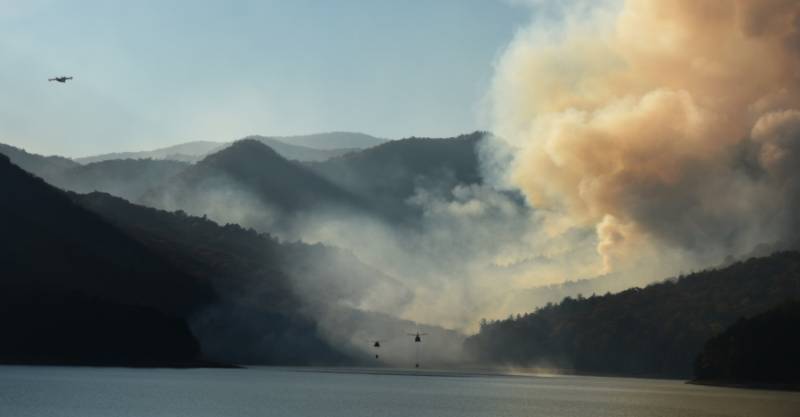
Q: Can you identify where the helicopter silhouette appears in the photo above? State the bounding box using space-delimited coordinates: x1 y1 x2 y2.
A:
371 340 383 358
408 331 428 343
48 76 73 83
363 332 431 364
407 331 428 368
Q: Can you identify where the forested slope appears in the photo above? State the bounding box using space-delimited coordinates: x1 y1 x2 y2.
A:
465 252 800 377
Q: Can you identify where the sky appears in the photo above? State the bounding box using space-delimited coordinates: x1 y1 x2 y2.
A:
0 0 532 157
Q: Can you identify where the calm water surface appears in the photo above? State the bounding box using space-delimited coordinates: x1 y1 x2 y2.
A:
0 366 797 417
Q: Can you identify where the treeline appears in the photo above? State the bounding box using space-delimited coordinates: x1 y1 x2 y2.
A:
694 299 800 387
464 251 800 378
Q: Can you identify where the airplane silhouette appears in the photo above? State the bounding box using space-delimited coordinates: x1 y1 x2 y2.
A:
48 76 73 83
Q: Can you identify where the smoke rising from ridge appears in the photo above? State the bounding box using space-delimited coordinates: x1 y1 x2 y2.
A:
489 0 800 275
122 1 800 342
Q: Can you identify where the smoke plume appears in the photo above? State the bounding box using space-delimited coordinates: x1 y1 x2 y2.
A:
489 0 800 274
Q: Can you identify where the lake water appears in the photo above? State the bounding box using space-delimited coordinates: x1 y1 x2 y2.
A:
0 366 797 417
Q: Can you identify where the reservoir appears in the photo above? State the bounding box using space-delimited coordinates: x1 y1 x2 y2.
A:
1 366 797 417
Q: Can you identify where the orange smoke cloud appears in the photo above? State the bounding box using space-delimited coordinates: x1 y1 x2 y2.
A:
490 0 800 272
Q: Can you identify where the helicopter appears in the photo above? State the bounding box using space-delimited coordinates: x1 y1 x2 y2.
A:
407 330 428 368
48 76 73 83
371 340 383 358
408 331 428 343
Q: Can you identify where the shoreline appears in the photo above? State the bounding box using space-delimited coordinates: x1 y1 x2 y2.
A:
0 359 241 369
688 379 800 392
4 361 797 392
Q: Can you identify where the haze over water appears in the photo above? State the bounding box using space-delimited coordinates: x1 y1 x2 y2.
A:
1 366 797 417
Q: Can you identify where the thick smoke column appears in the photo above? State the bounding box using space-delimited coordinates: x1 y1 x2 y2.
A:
490 0 800 273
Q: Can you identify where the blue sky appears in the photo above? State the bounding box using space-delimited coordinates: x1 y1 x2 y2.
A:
0 0 533 156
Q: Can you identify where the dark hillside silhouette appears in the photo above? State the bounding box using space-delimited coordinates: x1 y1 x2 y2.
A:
74 191 392 365
0 154 214 314
694 300 800 387
465 252 800 377
75 192 292 300
0 290 202 366
0 154 214 365
0 153 354 365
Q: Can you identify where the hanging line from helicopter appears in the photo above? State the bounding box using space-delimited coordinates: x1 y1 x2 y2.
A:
407 330 428 368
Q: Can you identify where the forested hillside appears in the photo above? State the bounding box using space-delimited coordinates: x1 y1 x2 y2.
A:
73 191 409 365
694 300 800 387
0 154 212 365
0 143 191 202
0 143 78 180
140 139 367 231
464 252 800 377
56 159 189 201
308 132 484 221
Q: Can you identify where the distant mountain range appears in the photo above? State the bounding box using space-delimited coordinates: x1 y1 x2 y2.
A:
4 130 798 377
134 134 486 230
0 143 79 178
75 141 225 164
0 133 480 222
139 139 370 233
74 132 386 164
0 144 191 203
271 132 387 150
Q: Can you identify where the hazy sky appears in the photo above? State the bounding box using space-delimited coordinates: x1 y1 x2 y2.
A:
0 0 533 157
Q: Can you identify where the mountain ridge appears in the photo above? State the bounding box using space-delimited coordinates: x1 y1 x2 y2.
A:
73 132 385 164
139 139 369 232
0 143 80 180
308 132 485 221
